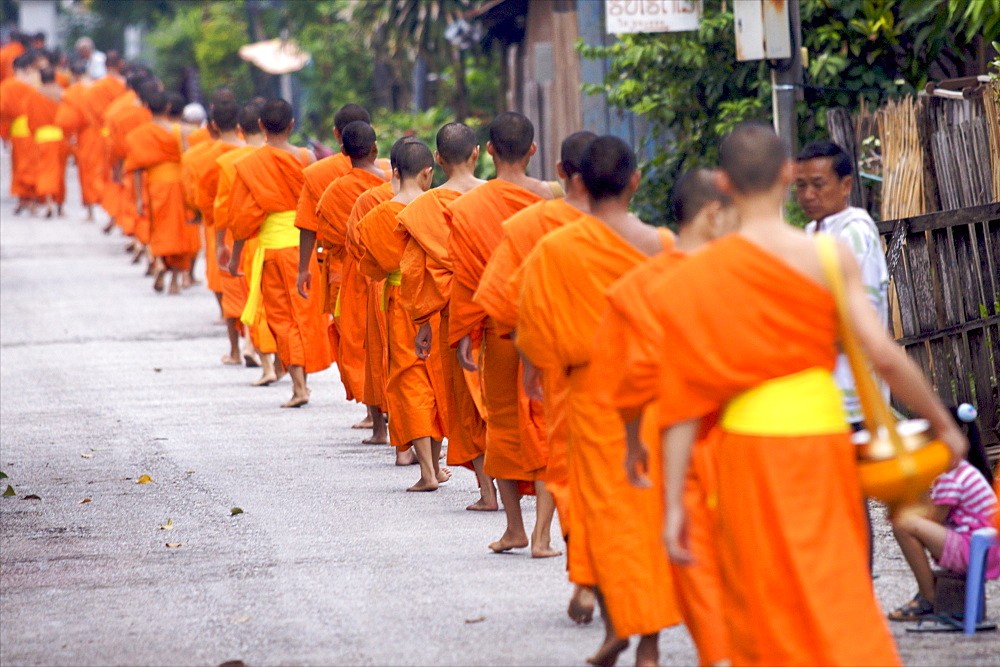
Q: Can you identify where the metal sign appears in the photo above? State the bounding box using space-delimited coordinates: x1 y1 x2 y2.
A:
734 0 792 61
605 0 702 35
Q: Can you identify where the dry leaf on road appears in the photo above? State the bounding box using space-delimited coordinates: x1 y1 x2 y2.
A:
165 542 185 548
159 518 174 530
79 498 91 504
136 475 153 484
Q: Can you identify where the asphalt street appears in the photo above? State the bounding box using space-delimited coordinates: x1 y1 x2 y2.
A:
1 153 997 666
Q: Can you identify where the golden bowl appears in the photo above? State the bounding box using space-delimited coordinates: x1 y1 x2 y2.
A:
852 419 934 461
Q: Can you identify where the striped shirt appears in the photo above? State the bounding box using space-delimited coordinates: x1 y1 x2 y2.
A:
931 461 998 533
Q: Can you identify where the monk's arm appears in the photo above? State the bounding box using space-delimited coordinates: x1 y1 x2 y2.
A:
133 171 143 216
624 418 650 488
839 243 967 466
229 239 246 277
414 323 432 360
215 229 229 269
297 228 317 298
661 418 700 565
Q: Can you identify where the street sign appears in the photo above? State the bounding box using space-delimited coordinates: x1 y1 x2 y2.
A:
734 0 792 61
605 0 702 35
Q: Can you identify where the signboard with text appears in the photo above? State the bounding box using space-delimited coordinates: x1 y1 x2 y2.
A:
605 0 702 35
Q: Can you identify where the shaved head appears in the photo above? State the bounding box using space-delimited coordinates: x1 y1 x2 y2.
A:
560 131 597 177
260 98 293 134
211 86 235 106
435 122 477 165
395 140 434 179
342 121 376 160
334 104 371 134
211 100 240 132
580 135 636 202
671 168 728 225
488 112 534 162
720 121 790 194
144 89 169 115
389 136 421 171
238 102 262 136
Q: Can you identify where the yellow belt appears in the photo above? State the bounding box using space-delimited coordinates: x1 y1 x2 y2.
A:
381 269 402 311
146 161 182 184
721 367 849 436
10 115 29 138
240 210 299 326
35 125 64 143
101 127 110 138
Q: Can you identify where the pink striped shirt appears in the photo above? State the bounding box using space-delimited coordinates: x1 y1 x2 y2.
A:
931 461 997 533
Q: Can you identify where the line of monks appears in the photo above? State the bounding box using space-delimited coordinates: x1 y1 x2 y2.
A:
2 49 969 667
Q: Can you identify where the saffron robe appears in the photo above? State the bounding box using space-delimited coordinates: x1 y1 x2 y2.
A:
25 88 68 203
447 179 547 482
398 187 487 468
517 216 680 638
592 247 730 665
651 235 900 666
81 75 125 213
104 94 150 237
313 167 389 401
0 41 24 85
296 152 352 314
123 122 200 269
357 199 450 448
230 145 332 373
346 182 394 410
186 126 210 147
56 81 104 206
185 139 240 293
475 199 588 526
0 77 37 198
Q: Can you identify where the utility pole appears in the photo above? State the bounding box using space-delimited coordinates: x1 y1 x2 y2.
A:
771 0 803 154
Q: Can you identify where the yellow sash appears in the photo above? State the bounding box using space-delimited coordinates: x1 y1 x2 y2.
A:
721 367 849 436
240 210 299 326
10 115 29 138
35 125 64 143
101 127 110 138
146 161 182 184
381 269 402 311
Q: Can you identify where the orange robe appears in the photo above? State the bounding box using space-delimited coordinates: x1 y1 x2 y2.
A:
447 179 546 482
650 235 900 666
312 167 389 402
517 216 679 638
187 126 211 147
0 41 24 86
185 139 240 294
346 183 394 411
214 145 274 353
297 152 352 315
56 81 104 206
474 198 589 528
25 89 68 203
230 145 332 373
0 76 37 198
123 122 199 269
357 199 449 449
591 246 730 665
105 94 150 238
82 75 125 213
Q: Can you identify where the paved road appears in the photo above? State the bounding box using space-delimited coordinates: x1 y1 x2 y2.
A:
1 154 997 666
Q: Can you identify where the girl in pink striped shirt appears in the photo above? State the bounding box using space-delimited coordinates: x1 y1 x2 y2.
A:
888 419 998 621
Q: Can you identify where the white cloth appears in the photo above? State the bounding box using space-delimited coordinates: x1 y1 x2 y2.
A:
86 50 106 79
806 206 889 423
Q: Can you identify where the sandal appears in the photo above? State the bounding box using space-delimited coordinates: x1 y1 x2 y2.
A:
888 594 933 621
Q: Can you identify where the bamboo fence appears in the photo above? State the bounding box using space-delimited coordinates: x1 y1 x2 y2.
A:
878 96 925 221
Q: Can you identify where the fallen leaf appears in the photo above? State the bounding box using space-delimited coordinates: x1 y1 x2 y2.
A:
185 470 196 474
165 542 185 548
230 507 244 516
465 616 486 624
232 616 250 623
159 518 174 530
0 471 8 479
153 368 162 372
79 498 91 504
23 494 41 500
90 447 109 452
136 475 153 484
2 485 15 497
80 453 94 459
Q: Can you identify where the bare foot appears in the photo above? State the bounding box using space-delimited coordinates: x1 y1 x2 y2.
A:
274 361 287 381
362 437 388 445
466 498 500 512
280 394 309 408
395 449 416 466
221 354 241 365
407 478 439 492
352 416 374 429
152 269 166 293
168 282 181 295
489 530 530 553
531 542 563 559
568 586 596 624
102 219 115 234
587 638 629 667
437 467 452 483
243 353 260 368
252 371 277 386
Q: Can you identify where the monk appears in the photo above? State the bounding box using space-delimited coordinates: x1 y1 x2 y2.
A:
0 31 27 84
591 169 735 667
80 51 125 222
0 53 40 212
56 62 104 220
26 66 69 218
658 122 966 666
517 136 680 666
447 111 557 555
214 101 281 385
474 133 595 607
229 98 332 407
299 121 388 421
103 72 152 251
125 88 199 294
185 100 245 360
397 122 496 508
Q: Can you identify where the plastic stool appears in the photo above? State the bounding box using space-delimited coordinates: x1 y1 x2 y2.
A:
964 527 998 635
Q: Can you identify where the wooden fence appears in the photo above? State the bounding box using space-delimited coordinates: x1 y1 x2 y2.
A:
878 202 1000 456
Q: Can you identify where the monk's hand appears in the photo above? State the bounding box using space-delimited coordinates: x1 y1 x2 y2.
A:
625 438 651 488
228 254 244 278
415 323 432 360
456 335 478 372
297 270 312 299
521 359 544 402
217 246 231 275
664 503 693 566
